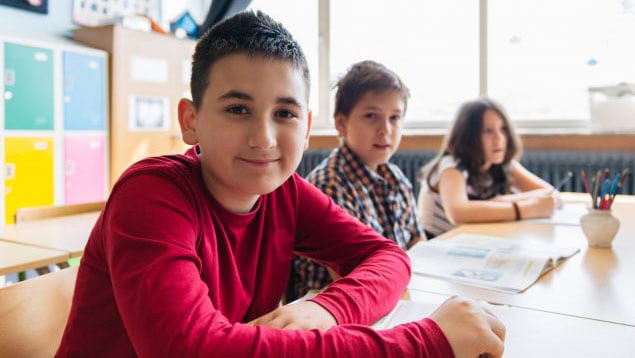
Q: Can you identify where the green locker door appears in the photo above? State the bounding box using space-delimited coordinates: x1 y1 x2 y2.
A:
4 137 55 224
3 43 54 130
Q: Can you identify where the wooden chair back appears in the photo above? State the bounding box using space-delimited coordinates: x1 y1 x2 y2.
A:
15 201 105 223
0 267 78 357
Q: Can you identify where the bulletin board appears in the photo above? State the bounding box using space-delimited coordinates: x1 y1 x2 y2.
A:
72 0 160 26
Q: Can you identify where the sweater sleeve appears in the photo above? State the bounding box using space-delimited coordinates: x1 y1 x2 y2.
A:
292 176 410 325
103 173 453 357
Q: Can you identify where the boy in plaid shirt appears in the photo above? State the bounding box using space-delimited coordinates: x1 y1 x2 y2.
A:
289 61 426 301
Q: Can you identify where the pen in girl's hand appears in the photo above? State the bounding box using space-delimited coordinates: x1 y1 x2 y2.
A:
551 171 573 193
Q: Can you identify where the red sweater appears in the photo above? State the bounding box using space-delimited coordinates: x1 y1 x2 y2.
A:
56 147 452 357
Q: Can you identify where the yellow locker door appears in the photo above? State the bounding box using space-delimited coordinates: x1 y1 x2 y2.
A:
4 137 54 224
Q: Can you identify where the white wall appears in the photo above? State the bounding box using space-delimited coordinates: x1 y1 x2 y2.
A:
0 1 75 37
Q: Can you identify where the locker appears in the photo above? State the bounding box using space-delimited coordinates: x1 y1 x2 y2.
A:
64 135 107 204
3 43 54 130
63 51 106 130
74 25 194 185
4 137 54 224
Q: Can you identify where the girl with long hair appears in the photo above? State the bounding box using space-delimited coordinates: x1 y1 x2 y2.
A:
418 98 558 238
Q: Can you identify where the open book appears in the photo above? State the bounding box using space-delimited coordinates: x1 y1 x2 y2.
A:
407 233 579 293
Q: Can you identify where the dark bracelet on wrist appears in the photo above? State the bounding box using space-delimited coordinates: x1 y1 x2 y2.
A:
512 202 521 221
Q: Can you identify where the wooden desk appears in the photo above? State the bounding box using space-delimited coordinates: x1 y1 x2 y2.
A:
0 241 69 276
409 194 635 326
0 212 99 257
407 290 635 358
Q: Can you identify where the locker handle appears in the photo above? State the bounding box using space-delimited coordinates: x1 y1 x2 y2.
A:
5 163 16 180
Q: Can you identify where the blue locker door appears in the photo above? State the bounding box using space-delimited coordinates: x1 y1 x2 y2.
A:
63 51 106 130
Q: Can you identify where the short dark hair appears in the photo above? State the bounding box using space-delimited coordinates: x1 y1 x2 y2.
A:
333 60 409 117
423 97 521 194
190 10 310 109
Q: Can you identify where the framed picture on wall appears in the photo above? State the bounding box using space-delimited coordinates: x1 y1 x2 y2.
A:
128 95 170 131
0 0 48 14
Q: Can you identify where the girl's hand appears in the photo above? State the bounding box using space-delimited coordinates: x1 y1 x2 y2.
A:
520 195 556 218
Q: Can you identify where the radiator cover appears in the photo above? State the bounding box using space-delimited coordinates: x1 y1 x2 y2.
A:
298 150 635 197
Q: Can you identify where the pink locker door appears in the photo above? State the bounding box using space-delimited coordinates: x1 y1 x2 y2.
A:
64 135 106 204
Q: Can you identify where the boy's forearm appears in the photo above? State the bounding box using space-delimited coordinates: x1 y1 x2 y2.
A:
310 243 410 326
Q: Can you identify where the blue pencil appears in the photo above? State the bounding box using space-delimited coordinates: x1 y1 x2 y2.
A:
609 173 621 197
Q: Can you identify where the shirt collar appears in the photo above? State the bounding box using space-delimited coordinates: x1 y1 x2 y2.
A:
339 142 393 184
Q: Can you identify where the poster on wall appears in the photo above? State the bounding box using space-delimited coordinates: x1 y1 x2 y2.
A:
0 0 48 14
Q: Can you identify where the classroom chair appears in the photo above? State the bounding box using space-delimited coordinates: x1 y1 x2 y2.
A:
15 201 105 223
0 266 78 357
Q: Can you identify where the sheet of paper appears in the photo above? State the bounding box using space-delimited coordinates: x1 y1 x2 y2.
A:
525 202 587 226
130 56 168 83
377 292 634 357
373 295 511 330
372 300 437 329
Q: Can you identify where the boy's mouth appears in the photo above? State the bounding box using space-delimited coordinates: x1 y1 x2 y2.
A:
239 157 280 165
373 144 392 150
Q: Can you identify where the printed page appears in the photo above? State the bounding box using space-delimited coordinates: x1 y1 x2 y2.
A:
407 234 579 293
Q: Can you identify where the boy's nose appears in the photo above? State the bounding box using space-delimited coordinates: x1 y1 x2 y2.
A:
248 117 276 149
377 118 391 136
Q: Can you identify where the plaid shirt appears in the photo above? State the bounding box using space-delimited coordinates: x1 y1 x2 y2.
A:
289 143 424 300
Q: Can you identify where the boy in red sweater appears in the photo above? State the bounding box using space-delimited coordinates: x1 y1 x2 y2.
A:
57 10 504 357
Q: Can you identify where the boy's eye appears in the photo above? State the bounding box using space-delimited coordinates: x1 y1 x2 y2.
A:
276 110 298 119
390 114 402 122
364 113 377 119
227 105 249 115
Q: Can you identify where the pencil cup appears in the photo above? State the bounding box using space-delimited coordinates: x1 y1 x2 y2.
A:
580 208 620 248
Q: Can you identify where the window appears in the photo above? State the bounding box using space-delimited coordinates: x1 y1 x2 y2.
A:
489 0 635 124
233 1 635 130
331 0 478 126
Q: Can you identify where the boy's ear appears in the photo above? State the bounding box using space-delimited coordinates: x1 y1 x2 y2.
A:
334 113 347 138
178 98 198 145
304 110 312 150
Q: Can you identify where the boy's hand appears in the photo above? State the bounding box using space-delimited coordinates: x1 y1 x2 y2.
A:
248 301 337 331
429 296 506 358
